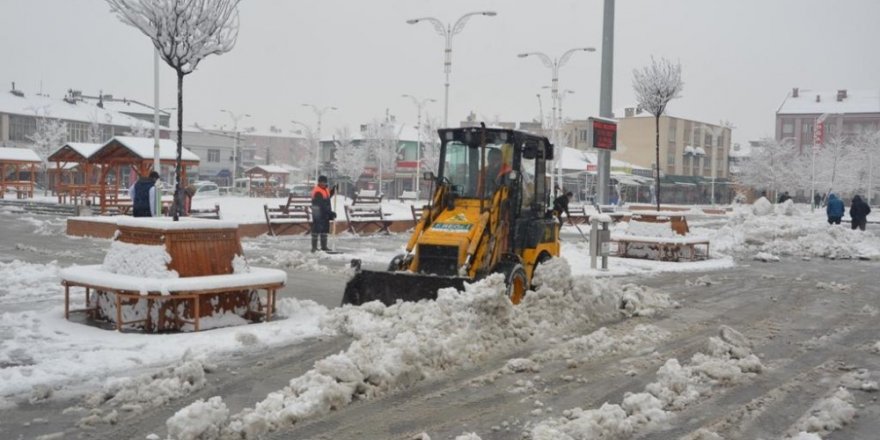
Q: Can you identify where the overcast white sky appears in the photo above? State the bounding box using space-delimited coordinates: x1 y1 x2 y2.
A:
2 0 879 145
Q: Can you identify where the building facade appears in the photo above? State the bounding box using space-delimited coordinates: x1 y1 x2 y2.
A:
775 88 880 150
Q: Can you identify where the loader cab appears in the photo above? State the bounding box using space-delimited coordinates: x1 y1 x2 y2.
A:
436 127 553 216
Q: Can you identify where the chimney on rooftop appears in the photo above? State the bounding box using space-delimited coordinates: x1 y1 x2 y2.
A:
625 107 635 117
792 87 799 98
836 89 847 102
816 94 821 103
9 81 24 97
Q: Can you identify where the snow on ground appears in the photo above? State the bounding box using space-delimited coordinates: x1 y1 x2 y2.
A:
525 326 763 440
164 258 676 439
0 284 326 401
706 203 880 260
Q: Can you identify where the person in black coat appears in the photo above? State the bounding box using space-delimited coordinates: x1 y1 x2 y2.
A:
849 195 871 231
310 175 337 252
552 191 573 225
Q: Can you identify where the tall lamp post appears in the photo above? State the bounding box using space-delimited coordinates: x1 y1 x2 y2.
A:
519 47 595 194
220 109 250 185
406 11 497 127
302 104 337 182
402 94 436 197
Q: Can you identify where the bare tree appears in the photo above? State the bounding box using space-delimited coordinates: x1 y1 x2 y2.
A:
332 127 367 195
126 120 153 138
632 57 684 211
107 0 241 220
364 119 401 195
420 115 442 175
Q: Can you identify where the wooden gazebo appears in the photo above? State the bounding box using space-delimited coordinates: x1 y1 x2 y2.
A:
0 147 41 199
243 165 289 197
48 142 103 205
89 136 200 214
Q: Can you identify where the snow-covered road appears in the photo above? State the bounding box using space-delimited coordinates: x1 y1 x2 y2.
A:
1 201 878 440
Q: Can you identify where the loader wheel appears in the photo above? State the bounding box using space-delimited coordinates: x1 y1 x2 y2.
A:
504 264 528 305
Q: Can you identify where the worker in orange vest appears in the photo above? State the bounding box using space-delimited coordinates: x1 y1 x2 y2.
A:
311 175 336 252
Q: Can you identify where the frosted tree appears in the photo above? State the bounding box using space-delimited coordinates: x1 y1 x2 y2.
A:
851 128 880 201
420 115 442 175
815 135 860 197
26 112 68 194
332 127 367 195
126 120 153 138
107 0 241 220
291 126 318 178
632 57 684 211
364 119 401 195
736 137 797 201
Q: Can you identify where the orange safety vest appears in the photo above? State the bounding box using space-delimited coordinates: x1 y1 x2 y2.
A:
311 185 330 200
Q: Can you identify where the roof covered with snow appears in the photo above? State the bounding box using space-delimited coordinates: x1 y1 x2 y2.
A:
0 91 167 128
245 164 290 175
558 146 649 172
0 147 41 163
777 89 880 115
93 136 200 162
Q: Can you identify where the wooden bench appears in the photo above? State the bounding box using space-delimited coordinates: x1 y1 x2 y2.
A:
630 213 690 235
566 205 591 225
264 195 312 236
613 236 710 262
345 203 391 235
62 268 283 332
190 204 221 219
398 190 419 202
353 190 384 206
612 215 708 262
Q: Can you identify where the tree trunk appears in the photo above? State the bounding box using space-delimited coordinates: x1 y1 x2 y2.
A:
655 115 661 211
174 71 184 221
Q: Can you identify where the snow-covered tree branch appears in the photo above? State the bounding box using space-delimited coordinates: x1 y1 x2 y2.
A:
420 115 442 175
364 119 401 195
332 127 367 188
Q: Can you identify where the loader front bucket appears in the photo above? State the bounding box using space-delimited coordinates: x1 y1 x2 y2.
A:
342 270 470 306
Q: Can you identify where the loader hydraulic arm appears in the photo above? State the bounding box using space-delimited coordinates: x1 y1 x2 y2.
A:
405 183 448 253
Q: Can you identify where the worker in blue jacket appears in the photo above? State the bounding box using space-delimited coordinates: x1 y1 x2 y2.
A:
826 193 844 225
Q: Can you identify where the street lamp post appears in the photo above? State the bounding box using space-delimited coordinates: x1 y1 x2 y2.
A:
402 94 436 197
407 11 497 127
220 109 250 186
302 104 337 182
519 47 595 195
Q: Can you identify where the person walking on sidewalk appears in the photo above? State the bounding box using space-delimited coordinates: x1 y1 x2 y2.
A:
849 195 871 231
310 175 336 252
826 193 844 225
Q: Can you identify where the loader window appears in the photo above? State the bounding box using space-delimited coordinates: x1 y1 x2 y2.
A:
442 141 509 199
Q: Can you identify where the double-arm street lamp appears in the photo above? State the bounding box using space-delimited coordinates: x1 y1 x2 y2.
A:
402 94 436 196
301 104 337 182
519 47 595 193
220 109 251 183
407 11 497 127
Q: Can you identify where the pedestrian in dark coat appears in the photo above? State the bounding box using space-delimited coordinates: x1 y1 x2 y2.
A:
310 175 336 252
128 171 160 217
778 191 792 203
552 191 573 225
826 193 844 225
849 195 871 231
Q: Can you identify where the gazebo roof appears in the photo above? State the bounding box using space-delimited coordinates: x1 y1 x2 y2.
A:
89 136 199 165
244 164 290 175
48 142 103 163
0 147 41 164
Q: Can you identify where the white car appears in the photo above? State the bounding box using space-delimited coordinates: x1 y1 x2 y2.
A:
192 181 220 197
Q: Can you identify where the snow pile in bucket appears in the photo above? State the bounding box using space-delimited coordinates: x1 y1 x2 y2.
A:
101 241 178 279
527 326 762 440
165 257 663 439
710 204 880 260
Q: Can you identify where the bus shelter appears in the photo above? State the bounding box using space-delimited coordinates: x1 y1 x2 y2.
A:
0 147 41 199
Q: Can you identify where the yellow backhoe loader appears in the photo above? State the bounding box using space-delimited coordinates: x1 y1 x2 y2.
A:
342 125 560 306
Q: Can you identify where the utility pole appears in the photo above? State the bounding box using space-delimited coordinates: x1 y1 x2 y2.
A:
153 47 161 216
597 0 614 206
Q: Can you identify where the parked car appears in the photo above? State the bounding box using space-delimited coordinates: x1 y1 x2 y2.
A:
285 183 312 198
191 181 220 197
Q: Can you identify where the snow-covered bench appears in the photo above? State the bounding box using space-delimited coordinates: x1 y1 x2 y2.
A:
612 217 709 262
264 196 312 236
344 204 391 235
398 190 418 202
62 265 286 332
